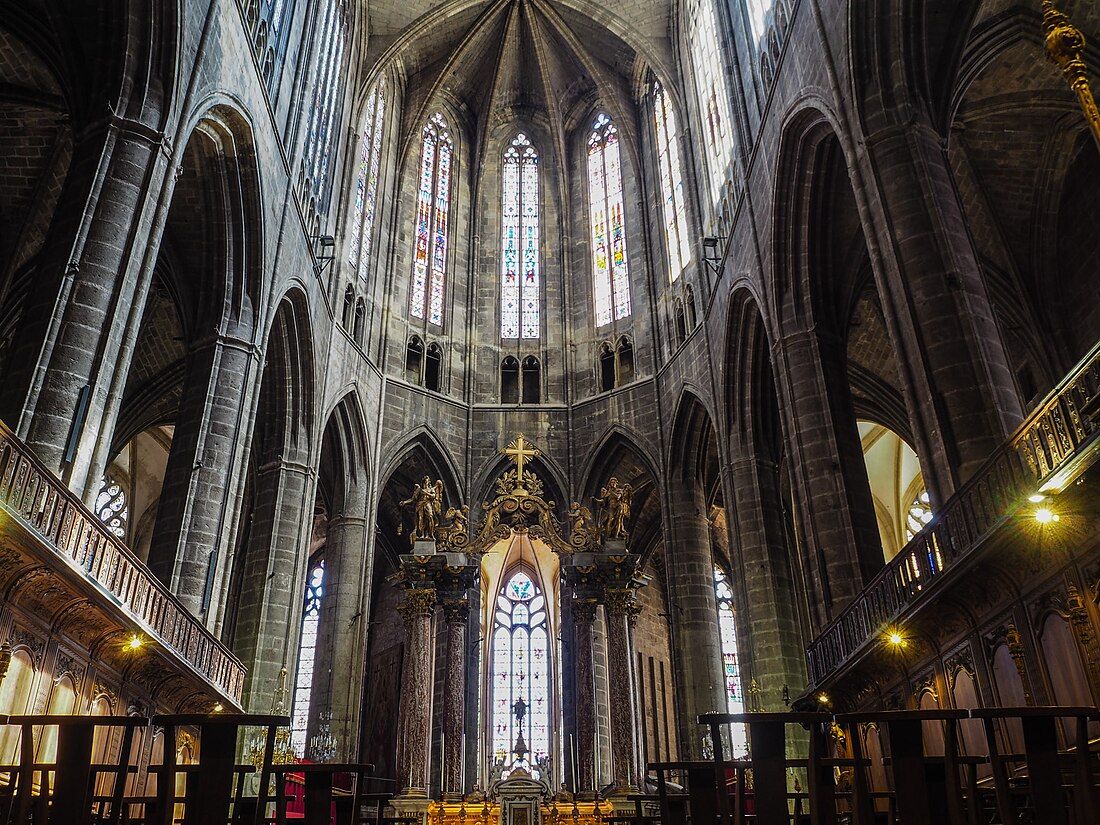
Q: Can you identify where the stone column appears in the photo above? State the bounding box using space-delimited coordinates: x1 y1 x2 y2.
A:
0 118 166 477
864 119 1023 489
773 327 884 615
665 495 725 759
147 332 257 613
441 597 468 799
396 588 435 798
605 589 640 795
572 598 598 797
727 449 807 702
231 454 314 716
314 514 370 760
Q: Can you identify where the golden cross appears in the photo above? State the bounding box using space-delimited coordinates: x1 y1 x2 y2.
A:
503 434 540 487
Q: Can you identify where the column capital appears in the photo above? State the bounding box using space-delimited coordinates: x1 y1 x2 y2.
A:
605 588 640 617
572 599 599 624
397 588 436 620
441 597 470 624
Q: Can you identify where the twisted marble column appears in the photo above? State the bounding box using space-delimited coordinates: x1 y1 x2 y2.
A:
441 598 468 798
396 588 436 797
573 598 598 796
605 588 640 794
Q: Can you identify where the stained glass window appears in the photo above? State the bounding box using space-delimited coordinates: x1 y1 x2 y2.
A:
905 490 934 541
302 0 347 206
587 114 631 327
714 566 748 756
653 82 692 281
410 113 452 326
501 135 540 339
291 559 325 756
490 570 550 777
347 80 386 280
689 0 736 205
95 477 128 540
745 0 776 43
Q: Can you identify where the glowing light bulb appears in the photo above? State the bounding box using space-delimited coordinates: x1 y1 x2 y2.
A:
817 693 830 705
1028 494 1046 503
127 634 143 650
1035 508 1059 524
889 632 903 646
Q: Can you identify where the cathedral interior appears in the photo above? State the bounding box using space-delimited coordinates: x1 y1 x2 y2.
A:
1 0 1100 822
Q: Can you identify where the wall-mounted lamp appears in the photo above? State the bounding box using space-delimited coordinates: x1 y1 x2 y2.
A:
702 236 724 277
311 234 336 276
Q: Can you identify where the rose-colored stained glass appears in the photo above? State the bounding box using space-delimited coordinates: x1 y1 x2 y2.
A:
588 114 631 327
501 146 521 338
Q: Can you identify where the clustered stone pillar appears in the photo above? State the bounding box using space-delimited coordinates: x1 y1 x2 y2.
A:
572 598 598 797
604 589 641 794
441 597 469 799
396 588 436 797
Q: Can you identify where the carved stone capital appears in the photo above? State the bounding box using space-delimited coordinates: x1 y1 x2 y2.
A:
604 588 638 616
442 598 470 624
397 588 436 620
573 599 598 625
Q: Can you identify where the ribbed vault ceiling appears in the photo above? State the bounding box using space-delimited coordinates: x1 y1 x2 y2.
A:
369 0 674 159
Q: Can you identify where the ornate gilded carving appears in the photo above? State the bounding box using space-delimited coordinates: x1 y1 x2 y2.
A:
604 588 639 616
1043 1 1100 152
594 477 632 541
397 588 437 619
1005 623 1035 705
1066 584 1100 693
441 598 469 624
459 434 595 557
400 477 444 544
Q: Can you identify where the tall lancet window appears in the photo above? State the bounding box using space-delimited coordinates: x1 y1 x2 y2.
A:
303 0 347 206
347 80 386 278
410 113 453 327
653 82 691 281
490 569 550 775
587 114 631 327
501 134 540 339
689 0 736 204
714 566 748 755
291 558 325 755
745 0 776 43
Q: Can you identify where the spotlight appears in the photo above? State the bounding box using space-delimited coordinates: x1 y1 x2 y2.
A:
126 633 144 651
817 692 830 706
1028 494 1046 503
213 703 224 713
888 630 905 647
1035 508 1059 524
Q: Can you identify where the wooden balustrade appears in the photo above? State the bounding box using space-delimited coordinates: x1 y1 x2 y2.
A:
0 713 389 825
808 340 1100 683
688 707 1100 825
0 421 244 701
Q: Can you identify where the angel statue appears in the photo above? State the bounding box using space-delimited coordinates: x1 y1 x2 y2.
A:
595 477 633 541
441 504 470 542
399 477 444 543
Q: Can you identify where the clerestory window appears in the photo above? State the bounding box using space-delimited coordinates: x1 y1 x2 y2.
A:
347 80 386 280
410 113 453 327
653 82 692 281
587 114 631 327
501 134 540 339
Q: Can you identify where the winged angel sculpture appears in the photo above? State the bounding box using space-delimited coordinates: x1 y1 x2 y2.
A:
400 476 444 543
